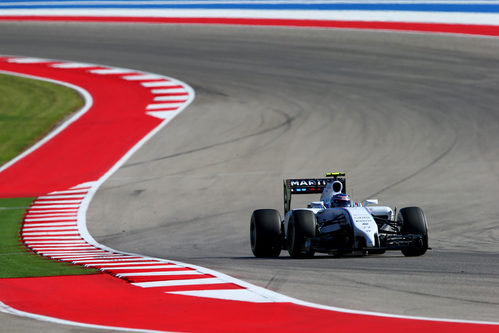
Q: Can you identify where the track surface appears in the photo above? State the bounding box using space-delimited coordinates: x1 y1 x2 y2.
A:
1 22 499 331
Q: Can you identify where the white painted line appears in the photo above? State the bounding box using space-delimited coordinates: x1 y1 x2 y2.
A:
85 261 161 267
72 258 145 263
89 68 134 75
153 96 188 102
33 200 82 204
23 231 80 235
26 213 78 217
7 57 50 64
22 226 78 231
100 265 181 270
146 103 184 110
27 210 79 214
49 189 89 195
25 217 78 222
28 204 80 209
117 270 200 277
150 88 187 94
31 247 96 251
151 88 187 94
50 62 98 68
146 111 177 120
140 81 177 88
23 222 77 227
133 278 225 288
43 249 109 255
122 74 163 81
24 240 87 244
38 195 85 199
71 182 95 189
169 289 274 303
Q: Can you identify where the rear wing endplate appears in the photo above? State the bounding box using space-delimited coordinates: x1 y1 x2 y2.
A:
283 172 346 214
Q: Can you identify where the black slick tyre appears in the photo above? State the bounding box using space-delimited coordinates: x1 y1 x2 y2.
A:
250 209 282 258
287 210 317 258
398 207 429 257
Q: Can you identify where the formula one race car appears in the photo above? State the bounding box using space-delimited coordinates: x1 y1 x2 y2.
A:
250 172 429 258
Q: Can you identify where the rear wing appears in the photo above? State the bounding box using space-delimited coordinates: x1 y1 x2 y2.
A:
283 172 346 214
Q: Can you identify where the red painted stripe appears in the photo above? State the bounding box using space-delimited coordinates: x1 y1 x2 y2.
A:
0 59 164 197
0 275 497 333
0 16 498 37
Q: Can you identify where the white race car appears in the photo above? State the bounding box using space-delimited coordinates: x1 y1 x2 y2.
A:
250 172 429 258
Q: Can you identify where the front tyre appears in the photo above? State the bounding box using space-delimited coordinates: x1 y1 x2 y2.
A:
287 210 317 258
398 207 429 257
250 209 282 258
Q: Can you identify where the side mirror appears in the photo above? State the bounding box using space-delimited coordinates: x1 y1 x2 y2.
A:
364 199 378 206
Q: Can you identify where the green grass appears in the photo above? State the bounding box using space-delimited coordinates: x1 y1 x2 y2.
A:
0 73 84 167
0 198 99 278
0 74 97 278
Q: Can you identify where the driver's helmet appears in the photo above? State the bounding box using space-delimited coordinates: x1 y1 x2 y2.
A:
331 193 351 208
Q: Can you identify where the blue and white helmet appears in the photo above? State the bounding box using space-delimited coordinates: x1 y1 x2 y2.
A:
331 193 351 208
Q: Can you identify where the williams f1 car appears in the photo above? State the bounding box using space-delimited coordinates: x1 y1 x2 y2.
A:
250 173 429 258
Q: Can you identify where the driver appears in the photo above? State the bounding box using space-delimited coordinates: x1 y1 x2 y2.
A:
330 193 351 208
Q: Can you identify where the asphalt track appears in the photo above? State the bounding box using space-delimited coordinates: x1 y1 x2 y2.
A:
1 22 499 331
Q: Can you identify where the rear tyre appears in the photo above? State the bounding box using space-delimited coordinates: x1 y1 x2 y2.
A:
250 209 282 258
287 210 317 258
398 207 429 257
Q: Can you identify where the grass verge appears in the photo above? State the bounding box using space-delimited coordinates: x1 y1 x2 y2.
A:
0 197 98 278
0 73 84 167
0 74 97 277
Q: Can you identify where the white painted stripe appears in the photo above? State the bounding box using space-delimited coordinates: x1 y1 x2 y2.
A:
72 258 144 263
23 237 83 241
3 9 499 26
51 256 122 260
146 111 177 120
153 96 188 102
84 261 161 266
151 88 187 94
117 270 200 277
23 226 78 231
29 205 80 209
133 278 225 288
7 57 50 63
26 213 78 217
24 240 87 244
38 195 85 199
24 216 76 222
23 231 79 235
122 74 163 81
169 289 274 303
100 265 181 270
140 81 177 88
49 189 89 195
33 200 81 204
23 222 77 227
90 68 134 74
42 252 107 256
71 182 95 189
50 62 98 68
146 103 184 110
30 247 95 250
27 210 79 214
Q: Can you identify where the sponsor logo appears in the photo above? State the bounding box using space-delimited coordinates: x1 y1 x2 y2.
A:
290 179 329 187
